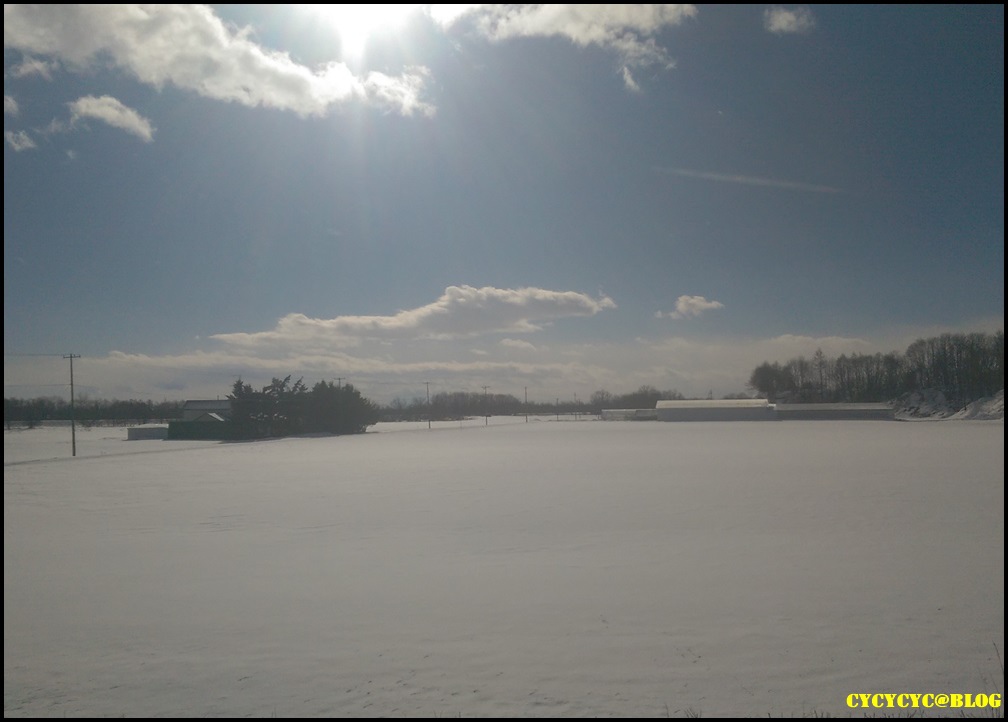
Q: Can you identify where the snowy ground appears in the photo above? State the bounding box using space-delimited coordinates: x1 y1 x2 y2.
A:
894 389 1005 421
4 415 1004 717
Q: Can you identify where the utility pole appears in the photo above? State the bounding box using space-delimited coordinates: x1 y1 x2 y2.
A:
336 377 344 388
482 385 489 426
425 381 431 429
63 354 80 457
525 386 528 422
556 398 560 422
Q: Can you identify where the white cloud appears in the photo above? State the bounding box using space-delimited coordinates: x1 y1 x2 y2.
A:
426 5 482 27
68 95 155 141
4 95 18 115
621 66 641 93
658 295 724 320
763 6 816 35
4 129 36 151
211 285 617 349
8 55 58 79
499 338 537 351
430 4 697 79
2 4 433 118
362 66 435 118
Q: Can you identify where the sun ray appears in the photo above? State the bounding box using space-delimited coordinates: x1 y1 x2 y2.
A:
302 4 420 60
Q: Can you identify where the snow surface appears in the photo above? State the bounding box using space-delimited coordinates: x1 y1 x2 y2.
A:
4 416 1004 718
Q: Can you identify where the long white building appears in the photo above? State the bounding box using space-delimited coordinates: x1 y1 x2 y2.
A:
655 399 777 421
602 399 896 421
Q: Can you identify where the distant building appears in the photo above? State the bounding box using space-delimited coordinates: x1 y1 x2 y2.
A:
773 403 894 421
181 399 232 422
655 398 776 422
600 398 896 422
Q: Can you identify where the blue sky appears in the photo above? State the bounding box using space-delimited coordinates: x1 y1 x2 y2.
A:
4 4 1004 405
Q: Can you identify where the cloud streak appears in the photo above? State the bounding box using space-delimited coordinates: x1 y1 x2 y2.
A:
211 285 617 349
658 166 842 193
69 95 155 141
2 4 434 117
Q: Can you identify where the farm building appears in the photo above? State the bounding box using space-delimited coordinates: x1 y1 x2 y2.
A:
181 399 231 422
601 398 897 421
655 398 776 421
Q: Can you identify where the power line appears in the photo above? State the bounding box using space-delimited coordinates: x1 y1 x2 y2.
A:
4 383 70 388
3 353 67 357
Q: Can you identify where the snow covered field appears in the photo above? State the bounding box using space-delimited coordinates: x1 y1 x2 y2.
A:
4 417 1004 717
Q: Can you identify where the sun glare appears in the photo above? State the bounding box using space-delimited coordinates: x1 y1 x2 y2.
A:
308 4 420 60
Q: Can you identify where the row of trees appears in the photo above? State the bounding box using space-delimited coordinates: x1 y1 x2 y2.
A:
4 396 184 428
9 331 999 430
228 376 380 438
384 390 525 421
5 381 690 430
588 386 686 411
748 331 1003 404
381 385 689 421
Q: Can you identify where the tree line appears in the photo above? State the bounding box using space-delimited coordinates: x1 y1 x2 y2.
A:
10 331 999 429
381 385 688 421
4 377 381 438
747 331 1003 404
4 383 698 429
228 376 380 438
4 396 184 428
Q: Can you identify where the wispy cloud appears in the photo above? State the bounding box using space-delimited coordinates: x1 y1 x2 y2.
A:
657 295 724 320
4 130 36 151
3 4 434 118
8 55 58 79
4 95 18 115
763 6 816 35
430 4 697 86
658 166 842 193
211 285 617 349
500 338 537 351
621 66 642 93
69 95 155 141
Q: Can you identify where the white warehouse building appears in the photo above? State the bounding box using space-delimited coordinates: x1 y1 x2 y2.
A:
655 399 777 421
602 399 896 421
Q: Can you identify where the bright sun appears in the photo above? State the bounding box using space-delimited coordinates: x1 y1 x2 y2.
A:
309 4 420 60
